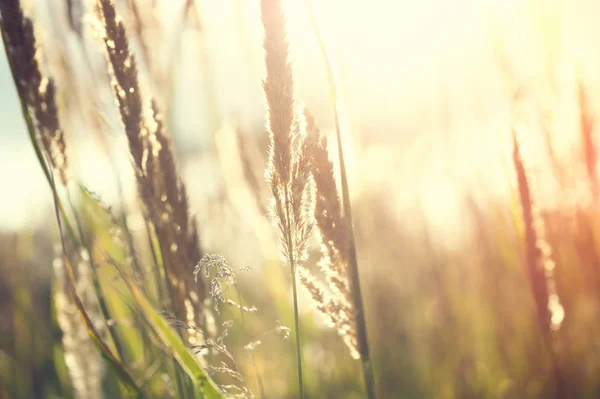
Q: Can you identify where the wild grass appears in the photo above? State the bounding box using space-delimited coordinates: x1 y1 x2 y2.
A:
512 127 568 397
4 1 600 399
260 0 314 396
303 2 377 392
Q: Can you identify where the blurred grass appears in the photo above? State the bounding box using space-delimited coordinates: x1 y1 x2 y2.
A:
7 182 600 398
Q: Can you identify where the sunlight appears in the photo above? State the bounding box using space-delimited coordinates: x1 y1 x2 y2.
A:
4 0 600 397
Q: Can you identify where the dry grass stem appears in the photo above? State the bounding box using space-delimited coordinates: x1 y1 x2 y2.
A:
97 0 207 338
261 0 315 396
54 251 104 399
302 110 358 358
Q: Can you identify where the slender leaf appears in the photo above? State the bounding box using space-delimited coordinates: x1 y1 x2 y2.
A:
116 267 224 398
49 164 146 398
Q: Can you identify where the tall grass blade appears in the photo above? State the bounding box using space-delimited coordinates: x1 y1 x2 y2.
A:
304 2 377 397
48 163 146 398
115 265 224 398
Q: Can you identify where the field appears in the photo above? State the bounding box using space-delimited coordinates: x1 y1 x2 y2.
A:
1 0 600 398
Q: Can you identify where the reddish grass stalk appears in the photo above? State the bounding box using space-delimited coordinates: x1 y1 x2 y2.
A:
512 128 569 399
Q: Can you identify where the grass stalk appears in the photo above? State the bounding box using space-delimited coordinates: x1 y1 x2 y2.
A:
66 190 125 360
290 261 304 398
286 192 305 399
512 128 569 399
1 5 124 361
144 219 167 308
304 2 376 397
260 0 312 396
48 159 146 398
284 185 305 398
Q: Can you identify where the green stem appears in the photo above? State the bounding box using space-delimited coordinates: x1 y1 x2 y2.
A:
304 2 376 397
111 162 144 282
144 218 167 308
284 189 304 399
290 259 304 399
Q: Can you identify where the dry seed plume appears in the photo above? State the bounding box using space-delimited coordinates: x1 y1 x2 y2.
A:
0 0 69 184
262 0 314 267
298 266 358 359
303 110 359 359
96 0 145 173
97 0 207 336
261 0 313 395
305 110 349 270
262 0 295 188
512 127 564 334
149 102 207 335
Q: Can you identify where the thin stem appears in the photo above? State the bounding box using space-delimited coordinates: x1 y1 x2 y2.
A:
112 163 144 282
234 285 266 399
284 188 305 399
304 2 376 397
108 167 156 369
145 218 166 307
290 261 304 398
26 105 78 244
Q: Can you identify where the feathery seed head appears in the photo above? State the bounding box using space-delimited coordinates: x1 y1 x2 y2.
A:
1 0 70 184
304 110 348 263
298 266 359 359
98 0 144 170
97 0 207 334
261 0 295 186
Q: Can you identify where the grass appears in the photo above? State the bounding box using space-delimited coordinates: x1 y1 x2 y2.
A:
3 0 600 399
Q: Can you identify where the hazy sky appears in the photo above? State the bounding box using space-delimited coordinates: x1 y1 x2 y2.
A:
2 0 600 232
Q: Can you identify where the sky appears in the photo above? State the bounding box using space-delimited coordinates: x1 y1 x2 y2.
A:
2 0 600 234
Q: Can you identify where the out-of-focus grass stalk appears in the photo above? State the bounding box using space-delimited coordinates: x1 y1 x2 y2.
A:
3 55 78 245
48 161 146 398
512 128 569 399
0 14 125 361
304 2 377 397
66 190 126 360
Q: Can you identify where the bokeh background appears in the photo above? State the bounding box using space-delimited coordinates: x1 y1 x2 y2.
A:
3 0 600 398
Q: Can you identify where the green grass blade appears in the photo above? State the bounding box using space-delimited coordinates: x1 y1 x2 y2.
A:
116 268 224 398
48 166 146 398
64 260 146 398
